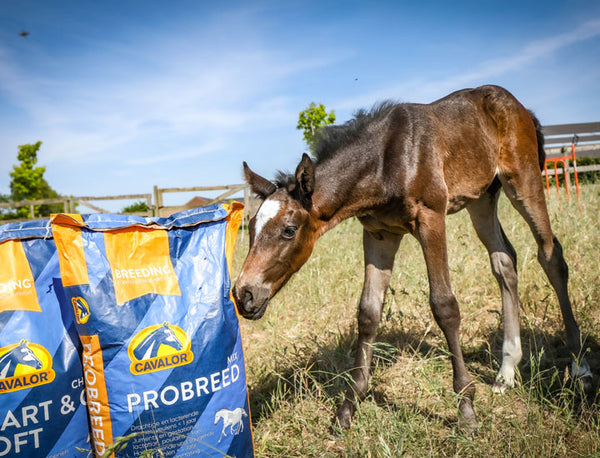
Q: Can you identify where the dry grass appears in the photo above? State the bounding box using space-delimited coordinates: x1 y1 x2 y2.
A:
233 184 600 457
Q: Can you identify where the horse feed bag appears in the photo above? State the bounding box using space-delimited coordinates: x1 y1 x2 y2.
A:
0 220 90 457
51 203 254 457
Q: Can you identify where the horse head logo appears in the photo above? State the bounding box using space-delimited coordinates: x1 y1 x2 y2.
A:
71 297 90 324
132 322 184 361
0 340 43 379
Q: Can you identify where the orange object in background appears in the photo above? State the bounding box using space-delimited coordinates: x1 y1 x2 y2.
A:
544 135 580 203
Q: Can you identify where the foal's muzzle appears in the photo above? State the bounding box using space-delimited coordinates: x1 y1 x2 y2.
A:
233 284 270 320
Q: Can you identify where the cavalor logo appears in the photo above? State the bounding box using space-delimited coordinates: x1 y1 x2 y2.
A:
72 296 90 324
128 322 193 375
0 340 55 393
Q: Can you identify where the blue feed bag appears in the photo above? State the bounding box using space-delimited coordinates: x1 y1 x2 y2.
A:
0 219 90 457
51 204 253 457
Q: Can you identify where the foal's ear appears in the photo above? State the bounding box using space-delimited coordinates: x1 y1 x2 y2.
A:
294 153 315 205
243 162 277 199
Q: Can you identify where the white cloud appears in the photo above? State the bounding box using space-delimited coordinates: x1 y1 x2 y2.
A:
0 28 343 180
124 138 226 166
337 18 600 109
437 19 600 91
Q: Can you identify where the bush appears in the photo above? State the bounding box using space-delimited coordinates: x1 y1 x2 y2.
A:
121 201 149 213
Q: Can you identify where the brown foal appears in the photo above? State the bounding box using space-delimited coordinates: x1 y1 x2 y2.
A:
233 85 591 430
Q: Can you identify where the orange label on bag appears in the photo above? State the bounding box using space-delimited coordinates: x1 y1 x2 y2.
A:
104 228 181 305
0 240 41 313
80 335 114 457
51 215 89 287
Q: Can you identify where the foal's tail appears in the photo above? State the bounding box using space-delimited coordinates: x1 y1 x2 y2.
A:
528 110 546 171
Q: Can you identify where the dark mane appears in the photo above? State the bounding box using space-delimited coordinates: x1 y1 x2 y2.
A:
312 100 397 163
270 101 397 188
274 170 295 188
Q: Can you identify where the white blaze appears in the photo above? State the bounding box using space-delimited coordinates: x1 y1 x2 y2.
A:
254 199 281 239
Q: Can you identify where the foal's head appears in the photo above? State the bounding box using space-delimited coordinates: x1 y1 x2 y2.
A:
233 154 320 320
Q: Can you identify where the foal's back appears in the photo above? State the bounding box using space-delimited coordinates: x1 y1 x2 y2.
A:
383 85 539 214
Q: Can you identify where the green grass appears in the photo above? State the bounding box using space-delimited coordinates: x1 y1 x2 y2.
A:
233 184 600 457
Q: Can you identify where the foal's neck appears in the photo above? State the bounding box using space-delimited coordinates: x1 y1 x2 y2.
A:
312 147 385 234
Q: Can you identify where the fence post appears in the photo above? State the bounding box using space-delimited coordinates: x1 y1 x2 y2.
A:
153 185 160 217
146 194 153 217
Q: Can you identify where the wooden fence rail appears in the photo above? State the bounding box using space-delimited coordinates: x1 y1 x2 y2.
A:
543 121 600 159
153 184 254 217
0 184 253 224
0 197 70 221
71 193 153 216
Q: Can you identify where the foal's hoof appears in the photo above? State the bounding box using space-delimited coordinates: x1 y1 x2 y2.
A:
333 403 353 430
492 380 509 394
573 375 594 394
492 372 516 394
458 401 478 437
458 412 479 437
571 360 594 394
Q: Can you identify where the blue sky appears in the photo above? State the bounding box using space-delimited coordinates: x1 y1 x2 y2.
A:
1 1 599 208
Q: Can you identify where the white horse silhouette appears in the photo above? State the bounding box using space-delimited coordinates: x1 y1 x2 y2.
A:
214 407 247 443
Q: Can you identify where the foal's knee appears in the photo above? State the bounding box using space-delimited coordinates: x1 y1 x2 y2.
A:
357 300 382 336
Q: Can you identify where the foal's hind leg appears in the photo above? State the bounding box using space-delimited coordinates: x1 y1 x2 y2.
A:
467 187 522 393
335 228 402 429
498 168 592 383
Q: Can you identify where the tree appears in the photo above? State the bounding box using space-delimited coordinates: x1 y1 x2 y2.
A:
296 102 336 150
10 142 45 201
7 142 61 218
121 200 149 214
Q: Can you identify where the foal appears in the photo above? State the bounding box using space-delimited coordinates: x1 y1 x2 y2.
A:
233 85 591 429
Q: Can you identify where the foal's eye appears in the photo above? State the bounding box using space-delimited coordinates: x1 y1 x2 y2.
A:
282 226 298 240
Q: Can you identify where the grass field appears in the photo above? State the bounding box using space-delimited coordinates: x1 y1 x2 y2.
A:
233 183 600 457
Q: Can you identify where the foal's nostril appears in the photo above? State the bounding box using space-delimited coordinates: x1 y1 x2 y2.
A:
242 290 253 308
234 284 270 320
234 285 254 312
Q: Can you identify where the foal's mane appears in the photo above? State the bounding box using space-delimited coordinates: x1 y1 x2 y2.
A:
312 100 397 163
273 100 397 189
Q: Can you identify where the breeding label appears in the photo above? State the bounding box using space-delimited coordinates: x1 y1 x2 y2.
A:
104 228 181 305
0 241 40 313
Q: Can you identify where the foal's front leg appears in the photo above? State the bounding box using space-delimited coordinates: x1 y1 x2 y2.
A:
336 229 402 428
416 209 477 431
